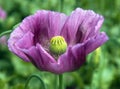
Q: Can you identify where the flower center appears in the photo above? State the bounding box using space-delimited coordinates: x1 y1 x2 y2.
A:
49 36 67 55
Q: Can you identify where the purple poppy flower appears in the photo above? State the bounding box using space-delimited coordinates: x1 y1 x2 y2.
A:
0 7 6 19
8 8 108 74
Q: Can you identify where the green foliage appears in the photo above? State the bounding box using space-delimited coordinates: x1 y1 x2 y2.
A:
0 0 120 89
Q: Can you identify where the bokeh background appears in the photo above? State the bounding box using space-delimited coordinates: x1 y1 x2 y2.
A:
0 0 120 89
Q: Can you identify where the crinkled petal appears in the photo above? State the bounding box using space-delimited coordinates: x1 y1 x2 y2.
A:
56 44 86 74
15 31 34 49
77 11 104 42
8 31 34 62
47 11 67 38
7 17 34 56
33 11 67 44
22 43 57 71
85 32 109 54
61 8 104 44
61 8 87 44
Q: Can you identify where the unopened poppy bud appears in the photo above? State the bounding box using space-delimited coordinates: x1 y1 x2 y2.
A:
49 36 67 55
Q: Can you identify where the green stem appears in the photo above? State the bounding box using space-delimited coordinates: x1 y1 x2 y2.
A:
60 0 64 12
58 74 64 89
24 74 46 89
0 30 12 37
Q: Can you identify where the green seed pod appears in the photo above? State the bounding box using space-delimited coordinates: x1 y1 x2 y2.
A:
49 36 67 55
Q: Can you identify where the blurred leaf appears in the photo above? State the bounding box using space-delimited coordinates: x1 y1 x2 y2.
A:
11 54 37 76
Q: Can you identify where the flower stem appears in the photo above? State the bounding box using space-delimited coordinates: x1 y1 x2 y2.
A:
0 30 12 37
60 0 64 12
24 74 46 89
58 74 64 89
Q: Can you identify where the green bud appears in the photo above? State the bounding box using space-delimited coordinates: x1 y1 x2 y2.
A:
49 36 67 55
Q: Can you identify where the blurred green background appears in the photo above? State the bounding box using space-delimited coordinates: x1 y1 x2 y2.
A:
0 0 120 89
